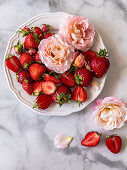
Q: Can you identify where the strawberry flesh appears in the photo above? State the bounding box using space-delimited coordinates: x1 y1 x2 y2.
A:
60 71 76 87
44 74 61 84
32 80 44 96
81 131 101 147
41 81 56 95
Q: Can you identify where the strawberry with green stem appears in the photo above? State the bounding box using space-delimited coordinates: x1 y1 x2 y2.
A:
19 26 31 37
13 40 24 54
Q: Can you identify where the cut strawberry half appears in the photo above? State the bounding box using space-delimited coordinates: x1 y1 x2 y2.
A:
44 74 61 84
81 131 102 147
41 81 56 95
32 80 44 96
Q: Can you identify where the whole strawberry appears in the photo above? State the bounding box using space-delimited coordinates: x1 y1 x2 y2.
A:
19 26 31 37
13 41 24 55
42 24 50 32
34 52 42 64
29 48 36 55
31 27 44 39
24 33 41 50
20 52 34 69
16 70 33 84
75 68 93 87
52 85 72 106
60 71 76 87
106 135 122 154
22 79 32 95
5 55 20 73
29 63 46 81
45 32 54 39
90 49 110 78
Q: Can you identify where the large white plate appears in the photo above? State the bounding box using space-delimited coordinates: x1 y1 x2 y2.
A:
4 12 108 116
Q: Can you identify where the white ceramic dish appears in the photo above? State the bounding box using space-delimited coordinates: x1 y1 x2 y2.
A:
4 12 107 116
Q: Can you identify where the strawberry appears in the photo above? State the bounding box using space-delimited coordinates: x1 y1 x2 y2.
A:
42 24 50 32
52 85 72 106
46 68 53 72
90 49 110 78
31 27 44 39
19 26 31 37
22 79 32 95
29 48 36 55
45 32 54 39
34 52 42 64
81 131 102 147
72 86 87 106
16 70 33 84
24 33 41 50
32 80 44 96
20 52 34 69
75 68 93 87
29 63 46 81
33 94 52 109
60 71 76 87
13 41 24 55
106 135 122 154
44 74 61 84
5 55 20 73
82 50 97 62
41 81 56 95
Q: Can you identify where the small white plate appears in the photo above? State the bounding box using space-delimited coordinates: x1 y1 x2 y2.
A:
4 12 108 116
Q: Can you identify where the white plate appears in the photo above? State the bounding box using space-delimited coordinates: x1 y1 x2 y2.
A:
4 12 107 116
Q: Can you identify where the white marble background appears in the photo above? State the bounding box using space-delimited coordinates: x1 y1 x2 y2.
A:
0 0 127 170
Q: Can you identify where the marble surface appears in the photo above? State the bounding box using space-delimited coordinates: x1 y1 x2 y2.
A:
0 0 127 169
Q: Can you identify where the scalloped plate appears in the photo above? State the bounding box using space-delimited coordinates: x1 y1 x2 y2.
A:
4 12 108 116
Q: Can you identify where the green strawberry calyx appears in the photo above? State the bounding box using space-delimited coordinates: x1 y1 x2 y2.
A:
56 92 71 107
75 74 83 85
96 49 108 58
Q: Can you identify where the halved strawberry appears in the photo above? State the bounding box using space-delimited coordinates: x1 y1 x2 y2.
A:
72 86 87 106
31 80 44 96
60 71 76 87
22 79 32 95
52 85 72 106
5 55 20 73
44 74 61 84
81 131 102 147
20 52 34 69
33 94 52 110
41 81 56 95
29 63 46 81
106 135 122 154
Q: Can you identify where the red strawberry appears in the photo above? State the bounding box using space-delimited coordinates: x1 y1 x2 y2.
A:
81 131 102 147
34 52 42 64
31 27 44 39
41 81 56 95
90 49 110 78
75 68 93 87
82 50 97 62
20 52 34 69
24 33 41 50
32 80 44 96
52 85 72 106
16 70 33 84
19 26 31 37
106 135 122 154
22 79 32 95
60 71 76 87
46 68 53 72
29 48 36 55
33 94 52 109
5 55 20 73
45 32 54 39
42 24 50 32
91 57 110 78
13 41 24 55
72 86 87 106
29 63 46 81
44 74 61 84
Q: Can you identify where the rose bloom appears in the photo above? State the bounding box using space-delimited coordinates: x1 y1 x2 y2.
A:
92 97 127 130
38 34 74 73
59 15 95 52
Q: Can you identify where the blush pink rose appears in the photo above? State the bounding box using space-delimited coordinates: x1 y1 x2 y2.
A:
38 34 74 73
92 97 127 130
59 15 95 52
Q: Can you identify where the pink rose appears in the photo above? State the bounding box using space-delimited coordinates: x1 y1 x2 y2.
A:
59 15 95 52
38 34 74 73
92 97 127 130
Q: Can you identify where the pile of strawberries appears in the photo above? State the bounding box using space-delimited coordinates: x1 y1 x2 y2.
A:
5 24 110 110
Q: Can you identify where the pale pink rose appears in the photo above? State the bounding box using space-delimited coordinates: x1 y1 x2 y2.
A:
59 15 95 52
92 97 127 130
38 34 74 73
